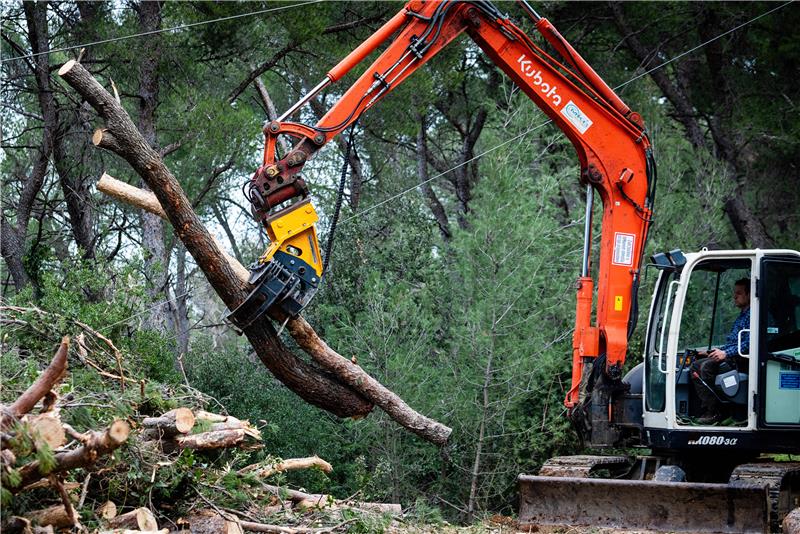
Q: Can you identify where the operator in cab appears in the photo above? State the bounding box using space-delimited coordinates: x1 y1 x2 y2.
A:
690 278 751 424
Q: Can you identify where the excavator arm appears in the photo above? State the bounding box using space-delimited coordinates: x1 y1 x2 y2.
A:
233 0 655 416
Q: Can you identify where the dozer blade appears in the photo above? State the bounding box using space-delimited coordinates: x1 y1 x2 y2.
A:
518 475 769 533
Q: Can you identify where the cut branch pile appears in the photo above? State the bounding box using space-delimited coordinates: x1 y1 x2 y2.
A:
1 338 401 533
1 337 131 530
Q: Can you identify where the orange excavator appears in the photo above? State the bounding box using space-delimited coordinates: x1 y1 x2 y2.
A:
227 1 800 532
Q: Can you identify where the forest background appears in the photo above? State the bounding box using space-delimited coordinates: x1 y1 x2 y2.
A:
2 0 799 526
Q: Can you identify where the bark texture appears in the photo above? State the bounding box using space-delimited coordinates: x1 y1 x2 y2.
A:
2 337 69 429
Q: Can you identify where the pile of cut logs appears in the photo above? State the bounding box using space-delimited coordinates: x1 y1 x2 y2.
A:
2 337 402 532
141 408 262 453
1 337 131 530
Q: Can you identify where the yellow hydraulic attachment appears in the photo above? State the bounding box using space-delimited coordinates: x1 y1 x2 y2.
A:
258 198 323 277
224 198 323 329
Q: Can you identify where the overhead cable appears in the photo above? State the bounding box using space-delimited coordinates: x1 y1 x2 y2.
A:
1 0 323 64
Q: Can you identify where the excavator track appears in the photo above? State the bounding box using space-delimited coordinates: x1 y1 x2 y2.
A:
729 461 800 532
519 455 770 533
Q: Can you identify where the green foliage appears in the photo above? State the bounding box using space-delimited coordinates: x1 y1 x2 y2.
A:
34 442 56 475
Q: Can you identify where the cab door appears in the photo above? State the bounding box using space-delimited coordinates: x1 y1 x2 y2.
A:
758 256 800 427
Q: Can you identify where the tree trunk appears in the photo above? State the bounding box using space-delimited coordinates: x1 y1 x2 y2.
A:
136 0 171 332
142 408 195 437
415 112 452 240
60 61 454 442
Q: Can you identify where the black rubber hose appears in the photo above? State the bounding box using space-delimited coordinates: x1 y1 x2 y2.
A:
322 120 359 275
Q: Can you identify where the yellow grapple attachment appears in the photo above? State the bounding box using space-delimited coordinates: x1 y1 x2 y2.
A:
259 198 323 276
224 199 323 329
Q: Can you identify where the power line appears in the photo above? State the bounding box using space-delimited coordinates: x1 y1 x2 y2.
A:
617 0 795 89
339 121 552 224
340 0 793 225
1 0 323 65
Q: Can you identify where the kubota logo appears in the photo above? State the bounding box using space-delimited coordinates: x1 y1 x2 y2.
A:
517 54 562 106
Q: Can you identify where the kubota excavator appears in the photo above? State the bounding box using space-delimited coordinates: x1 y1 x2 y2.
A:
225 1 800 531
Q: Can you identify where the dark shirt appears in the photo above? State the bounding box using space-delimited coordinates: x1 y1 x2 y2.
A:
721 307 750 358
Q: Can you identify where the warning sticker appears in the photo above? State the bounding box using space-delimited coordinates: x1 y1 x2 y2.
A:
780 372 800 389
612 232 635 266
723 375 737 388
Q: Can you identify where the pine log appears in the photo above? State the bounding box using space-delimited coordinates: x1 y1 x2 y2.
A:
186 510 243 534
142 408 195 437
174 428 250 450
106 507 158 530
14 420 130 491
2 337 69 429
242 456 333 478
60 60 452 444
25 505 74 528
97 500 118 520
26 413 66 449
100 530 168 534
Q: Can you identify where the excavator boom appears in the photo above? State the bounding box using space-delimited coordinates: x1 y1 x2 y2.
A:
239 0 654 402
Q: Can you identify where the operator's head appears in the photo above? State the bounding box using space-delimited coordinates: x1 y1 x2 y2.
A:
734 278 751 310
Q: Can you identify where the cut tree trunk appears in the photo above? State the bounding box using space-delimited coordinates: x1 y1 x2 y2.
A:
52 60 373 418
142 408 195 437
106 507 158 530
25 413 66 449
174 429 250 450
241 456 332 479
186 510 243 534
14 420 130 491
60 60 451 444
25 505 74 529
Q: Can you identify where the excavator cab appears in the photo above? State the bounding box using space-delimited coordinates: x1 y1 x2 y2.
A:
642 248 800 448
520 249 800 533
